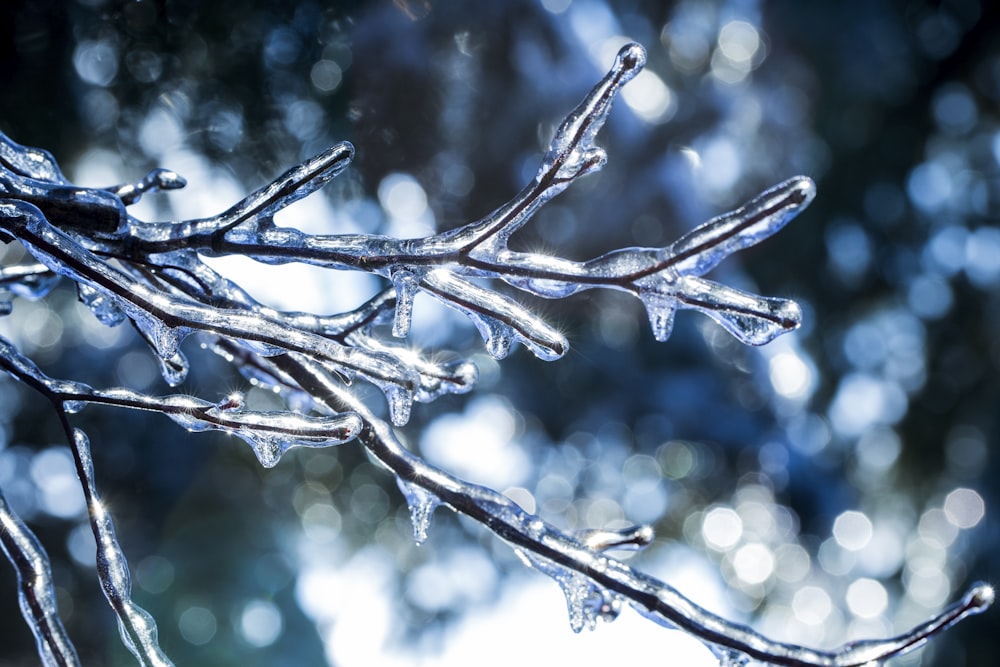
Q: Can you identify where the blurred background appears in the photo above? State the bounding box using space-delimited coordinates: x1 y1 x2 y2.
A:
0 0 997 665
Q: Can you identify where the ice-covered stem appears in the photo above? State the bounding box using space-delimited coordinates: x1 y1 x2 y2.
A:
0 335 362 468
269 352 993 667
0 488 81 667
65 426 173 667
0 337 174 665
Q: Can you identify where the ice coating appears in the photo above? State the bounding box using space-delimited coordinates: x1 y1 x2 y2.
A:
0 131 68 184
422 270 568 361
77 283 127 327
0 263 60 302
159 391 363 467
25 40 808 363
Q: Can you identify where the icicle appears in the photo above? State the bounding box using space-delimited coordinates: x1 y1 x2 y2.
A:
395 478 442 545
514 548 623 633
78 283 126 327
390 267 421 338
131 314 189 386
384 384 414 426
482 320 514 359
639 293 677 343
243 432 285 469
151 349 189 387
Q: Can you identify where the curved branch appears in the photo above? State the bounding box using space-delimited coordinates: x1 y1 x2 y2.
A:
270 352 994 667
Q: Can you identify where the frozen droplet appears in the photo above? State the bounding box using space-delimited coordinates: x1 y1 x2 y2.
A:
132 313 190 385
717 649 750 667
62 400 86 414
246 433 283 469
969 583 995 611
153 350 189 387
463 313 515 359
78 283 126 327
396 478 441 545
486 328 513 359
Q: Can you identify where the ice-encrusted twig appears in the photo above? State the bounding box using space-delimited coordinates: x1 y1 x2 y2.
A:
0 488 81 667
72 43 808 361
0 335 362 468
0 37 991 667
269 351 994 667
67 427 173 667
0 338 174 665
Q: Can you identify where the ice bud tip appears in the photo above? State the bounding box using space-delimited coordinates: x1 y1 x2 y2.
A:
614 43 646 80
787 175 817 207
967 583 995 611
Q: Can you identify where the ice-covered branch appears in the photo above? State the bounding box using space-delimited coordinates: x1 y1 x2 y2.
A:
66 427 173 667
27 43 807 361
0 36 990 667
0 488 80 667
0 335 361 468
268 352 994 667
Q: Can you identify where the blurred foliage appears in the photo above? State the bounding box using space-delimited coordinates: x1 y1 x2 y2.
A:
0 1 997 666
